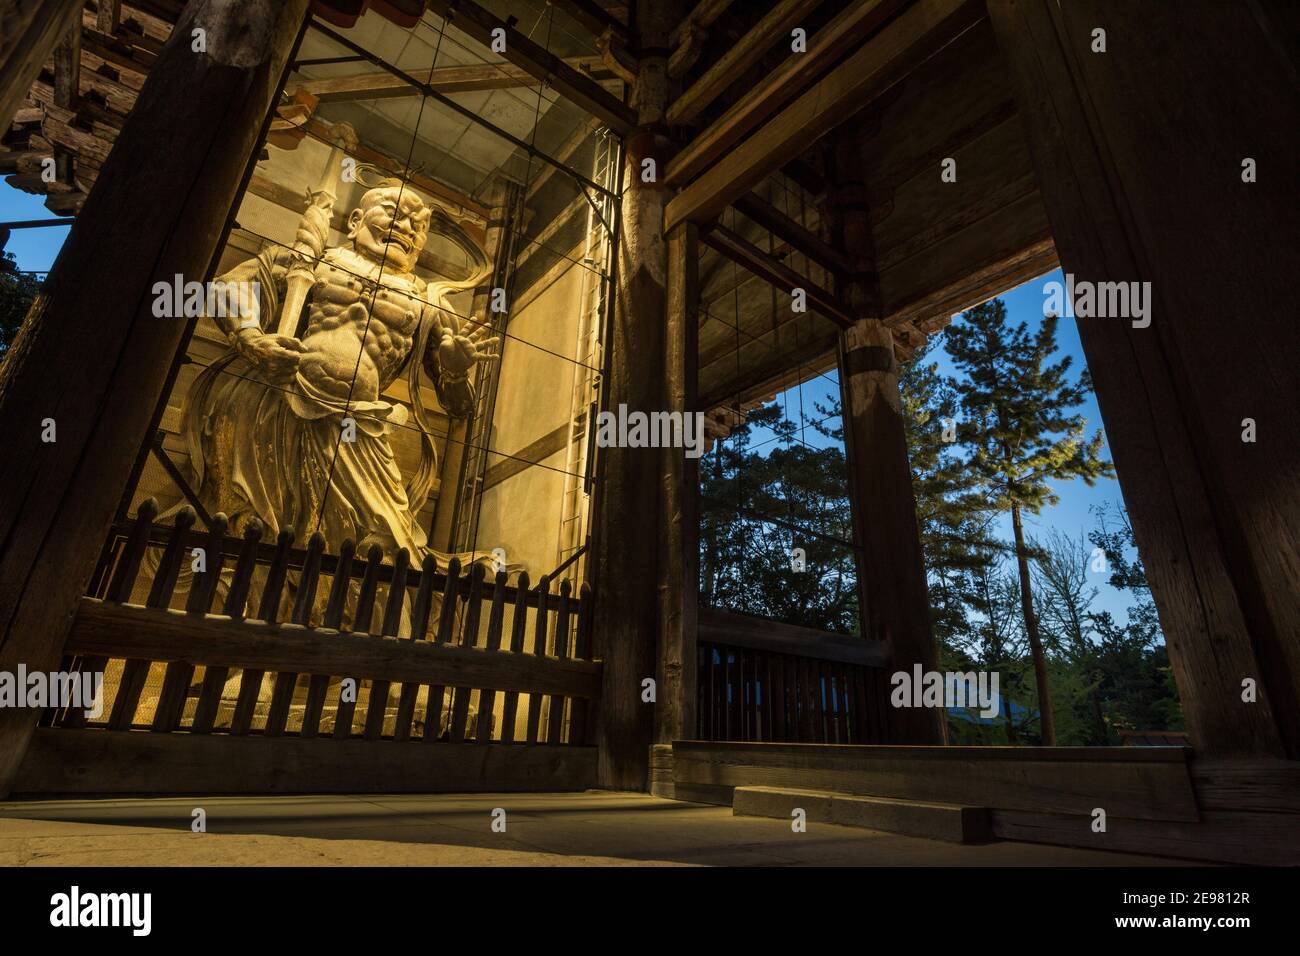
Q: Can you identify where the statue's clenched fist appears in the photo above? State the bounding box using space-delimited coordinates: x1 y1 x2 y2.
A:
235 328 305 380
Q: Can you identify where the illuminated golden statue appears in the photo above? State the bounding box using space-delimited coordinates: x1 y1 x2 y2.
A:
181 171 497 562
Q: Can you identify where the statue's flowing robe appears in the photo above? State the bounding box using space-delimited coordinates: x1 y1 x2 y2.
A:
182 247 469 560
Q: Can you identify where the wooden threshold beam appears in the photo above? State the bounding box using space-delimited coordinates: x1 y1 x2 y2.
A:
666 0 908 187
296 56 611 102
426 0 635 135
667 0 823 127
664 0 982 231
15 729 597 795
733 191 853 275
701 223 854 328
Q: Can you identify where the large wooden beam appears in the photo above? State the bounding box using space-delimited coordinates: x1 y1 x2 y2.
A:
15 730 596 795
97 0 122 35
733 191 854 275
698 328 836 411
296 56 611 102
670 0 736 45
698 607 891 667
655 222 700 759
427 0 635 135
552 0 628 42
664 0 982 232
828 132 942 745
670 741 1199 821
988 0 1300 757
68 599 602 699
0 0 82 131
0 0 311 798
701 223 854 328
590 1 678 791
666 0 907 187
667 0 822 127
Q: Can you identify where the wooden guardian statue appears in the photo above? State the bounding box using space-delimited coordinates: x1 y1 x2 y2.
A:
181 158 498 563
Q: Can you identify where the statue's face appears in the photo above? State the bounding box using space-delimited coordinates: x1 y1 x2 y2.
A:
347 187 431 274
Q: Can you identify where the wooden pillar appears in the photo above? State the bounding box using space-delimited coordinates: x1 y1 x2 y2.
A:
430 177 516 551
655 221 700 753
591 0 677 789
0 0 82 131
827 133 943 745
0 0 311 796
988 0 1300 757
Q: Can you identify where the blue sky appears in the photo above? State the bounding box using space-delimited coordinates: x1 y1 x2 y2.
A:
1 186 71 272
4 180 1139 623
755 267 1141 624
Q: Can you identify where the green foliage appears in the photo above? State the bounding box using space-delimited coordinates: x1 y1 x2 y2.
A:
697 298 1180 745
943 300 1114 513
699 402 859 633
0 251 40 359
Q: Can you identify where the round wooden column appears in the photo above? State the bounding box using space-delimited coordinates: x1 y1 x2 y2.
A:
0 0 312 796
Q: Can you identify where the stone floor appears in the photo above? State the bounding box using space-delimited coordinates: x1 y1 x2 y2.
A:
0 791 1196 866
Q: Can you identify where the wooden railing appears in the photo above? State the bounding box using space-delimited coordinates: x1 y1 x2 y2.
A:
60 499 599 746
696 607 891 744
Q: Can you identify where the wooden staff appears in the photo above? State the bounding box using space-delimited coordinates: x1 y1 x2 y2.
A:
275 121 358 337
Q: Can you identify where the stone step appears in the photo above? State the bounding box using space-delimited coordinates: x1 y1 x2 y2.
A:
732 785 993 844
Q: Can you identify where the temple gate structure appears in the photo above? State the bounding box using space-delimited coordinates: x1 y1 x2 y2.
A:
0 0 1296 864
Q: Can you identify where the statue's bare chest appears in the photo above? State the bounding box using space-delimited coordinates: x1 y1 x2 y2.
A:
305 257 424 340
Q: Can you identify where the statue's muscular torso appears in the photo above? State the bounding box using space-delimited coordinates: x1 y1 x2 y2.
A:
294 247 427 404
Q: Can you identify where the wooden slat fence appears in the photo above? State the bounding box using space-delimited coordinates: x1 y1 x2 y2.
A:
696 607 892 744
58 500 598 747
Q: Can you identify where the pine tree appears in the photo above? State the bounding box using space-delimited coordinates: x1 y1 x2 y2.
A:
942 299 1113 744
0 250 41 362
899 339 998 650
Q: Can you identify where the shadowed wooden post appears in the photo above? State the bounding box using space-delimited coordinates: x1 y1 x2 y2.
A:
153 512 230 732
547 580 573 744
569 582 595 745
987 0 1300 757
393 553 439 741
193 518 264 732
365 547 410 739
590 0 679 791
656 220 700 765
301 537 355 738
108 507 197 731
0 0 312 796
476 568 509 743
826 131 943 745
62 497 157 730
499 570 531 743
425 557 461 741
230 526 295 735
526 574 551 744
334 545 383 739
265 531 325 736
450 563 485 742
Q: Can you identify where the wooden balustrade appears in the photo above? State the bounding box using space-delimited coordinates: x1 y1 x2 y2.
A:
697 607 892 744
61 500 598 746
